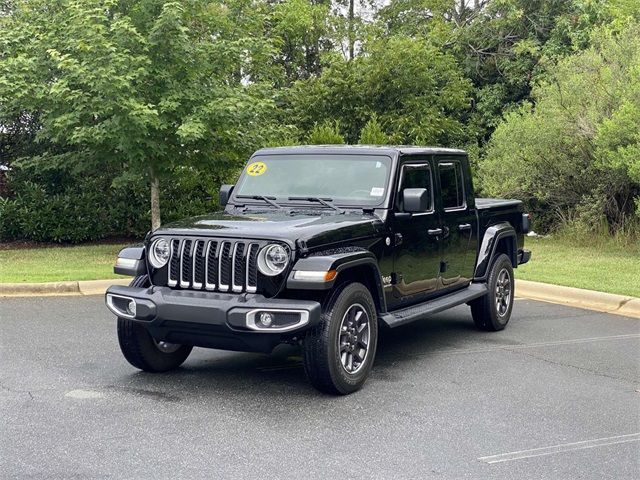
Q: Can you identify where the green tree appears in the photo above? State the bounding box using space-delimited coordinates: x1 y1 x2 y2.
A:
270 0 333 85
0 0 277 230
458 0 616 142
377 0 454 40
379 0 617 143
481 21 640 233
307 120 345 144
358 115 387 144
288 35 472 145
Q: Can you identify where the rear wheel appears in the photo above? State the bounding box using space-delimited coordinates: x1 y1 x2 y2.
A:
470 254 514 331
303 282 378 395
117 275 193 372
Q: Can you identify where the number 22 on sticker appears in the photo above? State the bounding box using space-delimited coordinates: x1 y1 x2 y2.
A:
246 161 267 176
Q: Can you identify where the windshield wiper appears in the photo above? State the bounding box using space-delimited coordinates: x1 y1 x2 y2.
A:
236 195 284 210
288 196 344 213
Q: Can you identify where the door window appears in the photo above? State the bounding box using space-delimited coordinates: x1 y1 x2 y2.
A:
398 164 433 211
439 162 465 209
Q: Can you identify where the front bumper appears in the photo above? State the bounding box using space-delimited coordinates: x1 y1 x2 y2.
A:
105 285 321 353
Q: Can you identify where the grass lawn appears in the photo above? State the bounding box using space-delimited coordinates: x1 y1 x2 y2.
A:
516 236 640 298
1 236 638 298
0 243 128 283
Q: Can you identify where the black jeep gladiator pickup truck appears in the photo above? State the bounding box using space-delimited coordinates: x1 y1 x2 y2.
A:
106 146 531 394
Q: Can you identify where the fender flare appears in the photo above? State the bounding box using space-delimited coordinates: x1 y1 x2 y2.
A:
114 244 147 277
287 249 387 313
474 223 517 281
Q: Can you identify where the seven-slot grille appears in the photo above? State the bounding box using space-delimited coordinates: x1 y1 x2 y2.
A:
166 238 260 293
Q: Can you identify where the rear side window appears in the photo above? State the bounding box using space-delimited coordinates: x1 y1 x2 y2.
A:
398 163 432 211
439 161 465 209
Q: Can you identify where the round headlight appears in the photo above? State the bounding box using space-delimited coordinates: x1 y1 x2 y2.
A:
257 244 289 276
149 238 170 268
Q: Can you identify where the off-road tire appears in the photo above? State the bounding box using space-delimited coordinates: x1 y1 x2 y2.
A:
470 254 514 331
303 282 378 395
117 275 192 372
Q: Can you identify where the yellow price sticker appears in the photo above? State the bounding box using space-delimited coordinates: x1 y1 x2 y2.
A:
246 161 267 176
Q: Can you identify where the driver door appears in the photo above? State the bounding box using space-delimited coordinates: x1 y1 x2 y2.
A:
390 159 442 308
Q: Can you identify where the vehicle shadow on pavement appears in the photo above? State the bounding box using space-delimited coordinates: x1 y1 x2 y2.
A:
115 308 484 397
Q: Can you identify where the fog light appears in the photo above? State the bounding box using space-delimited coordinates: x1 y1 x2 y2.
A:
258 312 273 327
127 300 137 317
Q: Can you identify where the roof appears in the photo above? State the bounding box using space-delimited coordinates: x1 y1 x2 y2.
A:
253 145 467 157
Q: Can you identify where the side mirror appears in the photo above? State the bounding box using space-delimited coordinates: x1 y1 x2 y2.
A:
219 184 234 207
403 188 430 213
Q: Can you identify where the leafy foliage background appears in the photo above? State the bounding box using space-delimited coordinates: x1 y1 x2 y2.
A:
0 0 638 242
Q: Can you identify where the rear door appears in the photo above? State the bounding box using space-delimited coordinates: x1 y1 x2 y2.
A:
390 158 442 308
436 156 478 291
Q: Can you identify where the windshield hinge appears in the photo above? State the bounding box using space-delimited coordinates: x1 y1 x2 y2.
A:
296 239 309 256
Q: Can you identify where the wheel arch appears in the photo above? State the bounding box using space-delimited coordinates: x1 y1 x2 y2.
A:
474 223 517 281
286 249 387 314
331 262 386 314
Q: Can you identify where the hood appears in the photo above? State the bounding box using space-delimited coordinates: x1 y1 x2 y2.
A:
153 210 386 249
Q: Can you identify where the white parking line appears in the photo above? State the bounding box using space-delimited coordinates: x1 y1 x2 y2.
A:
478 433 640 464
416 333 640 358
386 334 640 362
508 333 640 349
64 389 105 399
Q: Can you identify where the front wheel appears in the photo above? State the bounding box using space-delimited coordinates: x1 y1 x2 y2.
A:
303 283 378 395
117 275 193 372
470 254 514 331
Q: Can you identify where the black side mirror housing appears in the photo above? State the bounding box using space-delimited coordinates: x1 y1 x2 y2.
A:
219 184 234 207
403 188 429 213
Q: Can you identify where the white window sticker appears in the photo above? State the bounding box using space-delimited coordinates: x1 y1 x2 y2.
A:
370 187 384 197
375 161 382 168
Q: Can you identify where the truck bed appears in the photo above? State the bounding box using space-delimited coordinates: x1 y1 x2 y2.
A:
475 198 525 251
475 198 523 209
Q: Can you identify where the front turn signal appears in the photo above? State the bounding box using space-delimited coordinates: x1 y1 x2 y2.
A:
292 270 337 282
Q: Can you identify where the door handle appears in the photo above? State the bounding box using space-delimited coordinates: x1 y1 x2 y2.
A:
458 223 472 231
428 228 443 236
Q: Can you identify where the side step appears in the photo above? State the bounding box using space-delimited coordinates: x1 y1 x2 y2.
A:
380 283 488 328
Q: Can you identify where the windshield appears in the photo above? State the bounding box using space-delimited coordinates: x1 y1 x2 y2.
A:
234 154 392 207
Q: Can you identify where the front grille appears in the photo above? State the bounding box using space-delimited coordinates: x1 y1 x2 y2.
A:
166 238 260 293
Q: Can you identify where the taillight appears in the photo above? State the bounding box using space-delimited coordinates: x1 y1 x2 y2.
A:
522 213 531 233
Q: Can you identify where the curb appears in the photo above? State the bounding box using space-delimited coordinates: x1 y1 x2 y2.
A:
1 278 639 319
515 280 640 319
0 278 130 297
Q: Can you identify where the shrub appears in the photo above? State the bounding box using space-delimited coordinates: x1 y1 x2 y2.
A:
0 164 223 243
358 115 388 145
480 23 640 234
307 120 346 144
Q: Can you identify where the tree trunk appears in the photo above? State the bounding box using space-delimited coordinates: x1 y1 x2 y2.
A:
348 0 355 61
150 167 161 231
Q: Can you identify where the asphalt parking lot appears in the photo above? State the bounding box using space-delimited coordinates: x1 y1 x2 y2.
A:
1 295 638 479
